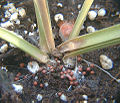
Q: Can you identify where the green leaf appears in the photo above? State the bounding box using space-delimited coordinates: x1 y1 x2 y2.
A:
0 27 49 63
69 0 94 39
33 0 55 53
57 24 120 59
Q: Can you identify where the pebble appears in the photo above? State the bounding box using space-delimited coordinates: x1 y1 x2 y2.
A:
0 21 13 28
88 10 97 20
0 44 8 53
10 12 18 21
12 84 23 93
98 8 106 17
87 26 96 33
54 13 64 22
27 61 40 74
17 7 26 18
82 95 88 100
37 94 43 101
100 54 113 69
60 94 67 102
77 4 81 9
57 3 63 7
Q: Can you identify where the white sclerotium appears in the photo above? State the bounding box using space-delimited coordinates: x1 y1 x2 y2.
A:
18 8 26 18
27 61 40 74
100 54 113 69
12 84 23 93
57 3 63 7
54 13 64 22
37 94 43 101
87 26 95 33
0 44 8 53
60 94 67 101
98 8 106 17
0 21 13 28
88 10 97 20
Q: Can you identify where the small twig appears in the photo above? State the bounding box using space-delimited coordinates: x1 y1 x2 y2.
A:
110 71 120 83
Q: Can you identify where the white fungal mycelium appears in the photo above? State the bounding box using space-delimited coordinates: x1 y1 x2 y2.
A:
0 44 8 53
37 94 43 101
54 13 64 22
12 84 23 93
63 57 76 68
88 10 97 20
57 3 63 7
60 94 67 101
87 26 96 33
27 61 40 74
98 8 106 17
100 54 113 69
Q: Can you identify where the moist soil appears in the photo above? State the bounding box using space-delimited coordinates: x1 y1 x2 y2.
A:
0 0 120 103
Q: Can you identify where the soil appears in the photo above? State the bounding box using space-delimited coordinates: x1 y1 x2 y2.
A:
0 0 120 103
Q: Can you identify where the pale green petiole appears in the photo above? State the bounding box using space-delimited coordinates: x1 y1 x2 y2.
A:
69 0 94 39
33 0 55 53
57 24 120 59
0 27 49 63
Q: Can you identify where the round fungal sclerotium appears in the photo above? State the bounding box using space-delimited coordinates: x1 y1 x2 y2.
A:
87 26 96 33
100 54 113 69
88 10 97 20
98 8 106 17
54 13 64 22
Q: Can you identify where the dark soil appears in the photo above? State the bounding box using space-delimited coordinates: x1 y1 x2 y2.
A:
0 0 120 103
